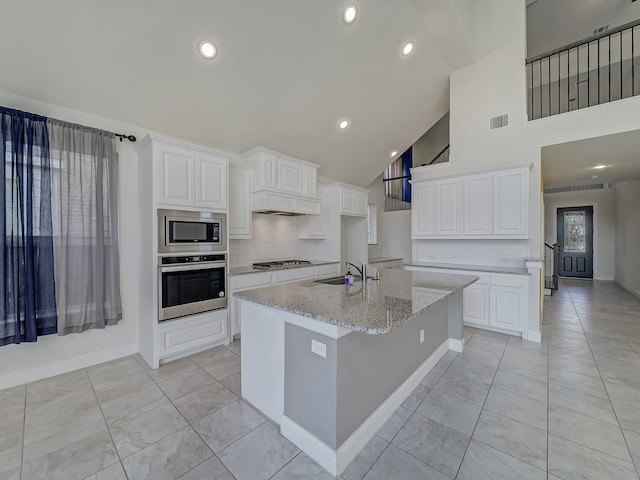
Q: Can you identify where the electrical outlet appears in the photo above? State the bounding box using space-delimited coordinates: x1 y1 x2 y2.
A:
311 339 327 358
420 329 425 344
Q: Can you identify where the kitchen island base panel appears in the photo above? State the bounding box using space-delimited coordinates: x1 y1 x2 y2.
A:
280 338 450 477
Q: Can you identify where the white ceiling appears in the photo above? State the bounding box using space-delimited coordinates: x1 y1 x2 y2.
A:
542 129 640 188
0 0 468 187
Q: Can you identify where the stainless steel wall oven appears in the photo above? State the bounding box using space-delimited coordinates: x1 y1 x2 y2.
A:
158 254 227 322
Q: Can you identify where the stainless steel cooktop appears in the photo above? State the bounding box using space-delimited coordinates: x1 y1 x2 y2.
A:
252 260 312 270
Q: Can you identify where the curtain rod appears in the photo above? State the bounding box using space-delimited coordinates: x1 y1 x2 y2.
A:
114 134 137 143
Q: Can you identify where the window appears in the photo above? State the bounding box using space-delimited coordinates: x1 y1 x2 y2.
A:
367 203 377 244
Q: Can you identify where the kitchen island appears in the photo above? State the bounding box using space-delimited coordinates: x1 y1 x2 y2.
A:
235 268 478 476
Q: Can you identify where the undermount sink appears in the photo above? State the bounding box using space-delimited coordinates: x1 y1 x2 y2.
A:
314 276 362 285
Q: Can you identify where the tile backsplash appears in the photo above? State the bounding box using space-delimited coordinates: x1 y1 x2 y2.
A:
229 214 301 267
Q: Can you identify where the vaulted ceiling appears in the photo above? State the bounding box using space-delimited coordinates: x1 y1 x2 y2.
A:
0 0 475 187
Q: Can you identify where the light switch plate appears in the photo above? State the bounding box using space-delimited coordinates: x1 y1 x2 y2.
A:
311 339 327 358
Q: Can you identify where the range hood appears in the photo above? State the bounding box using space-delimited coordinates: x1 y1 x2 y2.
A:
254 209 304 216
251 190 321 216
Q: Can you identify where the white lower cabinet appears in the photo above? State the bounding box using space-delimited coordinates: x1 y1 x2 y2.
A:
463 281 490 327
229 263 340 337
157 309 228 360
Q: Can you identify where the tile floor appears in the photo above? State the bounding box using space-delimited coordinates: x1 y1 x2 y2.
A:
2 279 640 479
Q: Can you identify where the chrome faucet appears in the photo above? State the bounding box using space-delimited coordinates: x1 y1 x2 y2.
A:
346 261 366 281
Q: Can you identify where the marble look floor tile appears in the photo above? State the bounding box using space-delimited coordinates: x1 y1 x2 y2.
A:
26 369 92 405
492 369 546 403
122 426 212 480
218 422 299 480
548 434 638 480
458 345 503 368
456 440 546 480
193 400 265 452
173 380 238 423
548 353 601 378
446 357 497 385
23 387 107 463
465 334 508 355
271 452 334 480
87 356 146 389
375 405 412 442
392 413 469 478
225 340 242 355
342 435 389 480
498 357 548 383
189 346 236 369
613 401 640 434
110 402 188 458
177 456 234 480
84 461 127 480
419 363 448 389
0 386 25 473
502 345 548 367
507 335 548 352
549 383 617 425
548 366 608 399
362 444 450 480
484 387 547 431
200 354 242 380
219 372 241 397
623 429 640 469
21 429 118 480
416 389 481 436
401 383 431 411
97 378 169 426
144 357 199 383
605 381 640 408
433 371 491 407
472 410 547 470
0 466 20 480
156 367 216 400
0 429 22 475
549 405 632 462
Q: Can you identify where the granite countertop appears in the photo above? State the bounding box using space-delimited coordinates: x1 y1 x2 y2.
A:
234 268 478 334
228 260 339 277
404 261 530 276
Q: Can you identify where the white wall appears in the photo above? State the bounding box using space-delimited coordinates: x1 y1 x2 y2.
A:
412 113 450 167
615 180 640 297
544 188 616 281
0 90 143 388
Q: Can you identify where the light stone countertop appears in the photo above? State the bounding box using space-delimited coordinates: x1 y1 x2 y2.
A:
228 260 339 277
368 257 403 264
404 261 530 276
234 268 478 334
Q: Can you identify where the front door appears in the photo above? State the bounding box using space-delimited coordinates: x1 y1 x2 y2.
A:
557 206 593 278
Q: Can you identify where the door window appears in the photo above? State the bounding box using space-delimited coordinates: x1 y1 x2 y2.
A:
563 210 586 253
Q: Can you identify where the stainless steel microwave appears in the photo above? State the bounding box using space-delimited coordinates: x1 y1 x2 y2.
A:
158 209 226 254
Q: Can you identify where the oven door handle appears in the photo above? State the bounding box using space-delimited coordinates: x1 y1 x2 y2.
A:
159 262 226 273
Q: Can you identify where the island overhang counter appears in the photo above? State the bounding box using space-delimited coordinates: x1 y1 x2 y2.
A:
235 268 478 477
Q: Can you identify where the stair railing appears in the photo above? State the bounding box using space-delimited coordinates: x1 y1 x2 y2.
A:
544 242 559 291
526 19 640 120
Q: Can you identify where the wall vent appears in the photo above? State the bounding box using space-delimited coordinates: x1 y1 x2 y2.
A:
593 24 610 35
544 182 614 194
489 114 509 130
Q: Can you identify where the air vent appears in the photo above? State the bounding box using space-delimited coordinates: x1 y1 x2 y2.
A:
489 114 509 130
544 183 614 194
593 24 610 35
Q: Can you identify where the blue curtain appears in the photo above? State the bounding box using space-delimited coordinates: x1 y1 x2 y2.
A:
0 107 57 345
401 147 412 203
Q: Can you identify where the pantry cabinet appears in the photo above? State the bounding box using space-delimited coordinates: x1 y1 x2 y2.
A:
229 164 252 239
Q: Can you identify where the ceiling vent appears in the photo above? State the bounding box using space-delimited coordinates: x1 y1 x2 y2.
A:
544 182 614 194
593 24 610 35
489 114 509 130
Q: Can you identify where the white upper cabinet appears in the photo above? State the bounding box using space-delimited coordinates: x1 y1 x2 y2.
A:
298 186 328 239
338 185 368 217
493 167 529 237
153 137 229 211
196 152 228 210
412 164 530 239
303 164 318 196
412 181 436 237
435 177 462 236
277 155 304 194
463 174 493 236
229 164 252 239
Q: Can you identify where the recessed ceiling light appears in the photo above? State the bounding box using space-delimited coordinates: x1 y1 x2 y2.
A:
390 150 398 158
199 41 217 59
401 41 414 56
343 4 357 24
338 119 350 130
593 164 607 169
592 175 599 179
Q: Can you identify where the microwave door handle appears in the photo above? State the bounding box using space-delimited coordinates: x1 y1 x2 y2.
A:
159 262 226 273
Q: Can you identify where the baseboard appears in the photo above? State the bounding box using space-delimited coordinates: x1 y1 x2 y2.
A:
449 337 465 352
595 276 614 281
0 342 138 390
523 330 542 343
281 338 450 476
